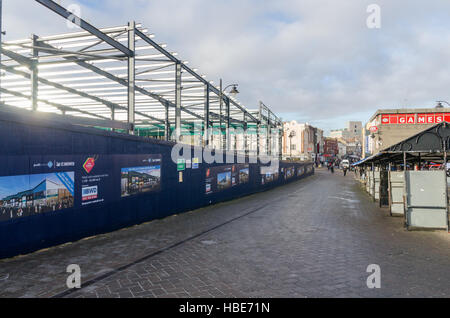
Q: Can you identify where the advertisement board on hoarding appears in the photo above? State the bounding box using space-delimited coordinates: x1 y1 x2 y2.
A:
261 166 279 185
205 164 250 194
120 154 162 197
0 154 163 223
0 171 75 221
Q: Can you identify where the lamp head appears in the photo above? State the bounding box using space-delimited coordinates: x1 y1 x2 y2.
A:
229 85 239 96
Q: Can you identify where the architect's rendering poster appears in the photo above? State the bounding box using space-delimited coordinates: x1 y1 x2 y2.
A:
119 154 162 197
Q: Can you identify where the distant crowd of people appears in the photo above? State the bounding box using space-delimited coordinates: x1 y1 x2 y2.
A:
0 198 74 221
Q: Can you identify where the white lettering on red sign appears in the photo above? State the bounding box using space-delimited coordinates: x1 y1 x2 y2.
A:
381 113 450 125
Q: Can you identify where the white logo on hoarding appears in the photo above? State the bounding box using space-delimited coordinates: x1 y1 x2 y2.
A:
82 186 98 201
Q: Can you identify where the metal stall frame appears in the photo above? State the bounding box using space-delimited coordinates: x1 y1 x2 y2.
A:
354 122 450 231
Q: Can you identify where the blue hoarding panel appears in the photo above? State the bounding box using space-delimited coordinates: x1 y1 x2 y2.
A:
0 111 314 259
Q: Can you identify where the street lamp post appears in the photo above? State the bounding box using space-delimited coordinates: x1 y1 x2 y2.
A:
219 79 239 150
436 100 450 108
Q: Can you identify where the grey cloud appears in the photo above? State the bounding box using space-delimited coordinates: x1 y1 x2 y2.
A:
3 0 450 130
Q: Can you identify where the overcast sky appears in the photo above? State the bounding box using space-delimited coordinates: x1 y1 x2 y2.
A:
3 0 450 134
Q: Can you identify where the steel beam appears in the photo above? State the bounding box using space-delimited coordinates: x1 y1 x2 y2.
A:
35 0 133 56
165 101 170 141
278 124 283 160
135 28 178 63
266 107 270 155
0 0 2 101
0 87 108 120
175 61 182 142
0 101 131 130
2 62 116 111
204 83 210 147
127 21 135 134
31 35 38 111
225 97 230 150
135 28 258 124
34 41 169 124
257 107 261 157
1 66 165 127
0 48 33 67
243 112 248 156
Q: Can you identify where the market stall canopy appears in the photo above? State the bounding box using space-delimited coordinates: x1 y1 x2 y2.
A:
354 122 450 166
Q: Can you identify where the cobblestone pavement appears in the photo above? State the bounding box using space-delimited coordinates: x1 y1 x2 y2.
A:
1 169 449 298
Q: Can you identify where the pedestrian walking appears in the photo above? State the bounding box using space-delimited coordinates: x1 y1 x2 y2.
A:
343 167 348 176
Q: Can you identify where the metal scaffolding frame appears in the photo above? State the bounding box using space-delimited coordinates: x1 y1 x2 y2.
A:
0 0 283 156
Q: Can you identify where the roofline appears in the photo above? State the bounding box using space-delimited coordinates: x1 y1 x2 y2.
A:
367 107 450 124
354 122 450 166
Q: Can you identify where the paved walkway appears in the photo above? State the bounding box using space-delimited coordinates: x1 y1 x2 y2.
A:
1 168 449 298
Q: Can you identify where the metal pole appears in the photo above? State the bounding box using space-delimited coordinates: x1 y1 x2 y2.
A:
257 106 261 157
279 124 283 161
243 112 248 156
127 21 135 135
0 0 2 101
403 151 407 171
204 83 210 147
175 61 182 142
388 162 392 215
225 97 230 150
31 34 38 111
165 101 170 141
219 79 223 150
111 106 115 132
266 110 270 156
290 136 292 158
444 138 449 231
403 151 408 228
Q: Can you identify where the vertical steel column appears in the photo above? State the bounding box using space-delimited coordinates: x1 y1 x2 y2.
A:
256 106 261 157
403 152 407 171
243 112 248 156
219 79 224 150
0 0 2 101
266 111 270 155
127 21 135 135
165 101 170 141
111 106 115 132
225 97 230 150
278 124 283 160
233 122 237 151
31 34 38 111
175 61 182 142
204 83 210 147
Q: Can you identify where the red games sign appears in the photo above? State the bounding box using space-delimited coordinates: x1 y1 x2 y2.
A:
381 113 450 125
